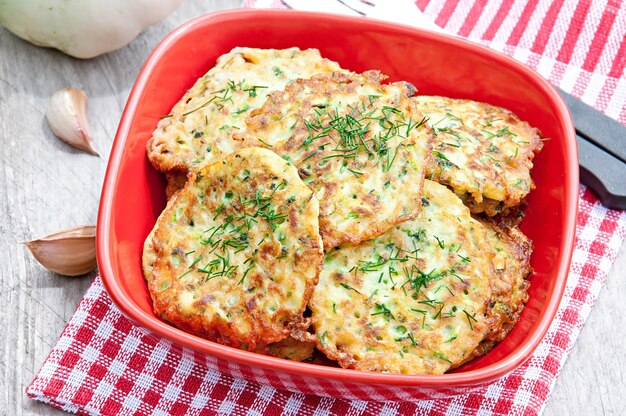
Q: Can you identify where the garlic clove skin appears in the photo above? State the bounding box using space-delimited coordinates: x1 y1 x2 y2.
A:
25 225 97 276
46 88 99 156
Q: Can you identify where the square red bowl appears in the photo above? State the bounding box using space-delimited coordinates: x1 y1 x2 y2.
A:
97 9 578 401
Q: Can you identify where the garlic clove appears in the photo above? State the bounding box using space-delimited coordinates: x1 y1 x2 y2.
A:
25 225 97 277
46 88 99 156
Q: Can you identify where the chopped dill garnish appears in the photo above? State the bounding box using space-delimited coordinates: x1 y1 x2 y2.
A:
372 303 395 320
434 352 452 363
463 310 478 330
189 255 203 268
340 282 361 294
366 289 379 303
317 331 328 347
257 138 273 147
182 96 217 117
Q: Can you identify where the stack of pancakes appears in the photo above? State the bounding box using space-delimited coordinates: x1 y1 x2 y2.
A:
143 47 542 374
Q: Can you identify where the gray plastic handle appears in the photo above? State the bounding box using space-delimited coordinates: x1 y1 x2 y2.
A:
557 88 626 210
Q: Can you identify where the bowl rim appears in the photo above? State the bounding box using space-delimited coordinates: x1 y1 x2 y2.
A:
97 8 578 387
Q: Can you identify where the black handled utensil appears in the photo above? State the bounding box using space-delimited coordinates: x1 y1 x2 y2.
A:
557 88 626 210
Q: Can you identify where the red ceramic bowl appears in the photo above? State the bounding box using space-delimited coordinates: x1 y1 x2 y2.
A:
98 9 578 400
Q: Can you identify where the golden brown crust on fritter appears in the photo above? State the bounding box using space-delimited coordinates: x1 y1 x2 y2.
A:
414 96 544 216
240 71 433 249
143 192 185 280
481 219 532 342
463 217 532 362
143 147 324 350
146 47 343 174
309 181 494 374
142 227 157 281
165 171 187 200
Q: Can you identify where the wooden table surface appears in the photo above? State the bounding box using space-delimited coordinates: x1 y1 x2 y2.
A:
1 1 624 415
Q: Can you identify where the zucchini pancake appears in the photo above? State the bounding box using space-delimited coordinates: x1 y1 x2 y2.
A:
147 47 344 195
143 47 541 374
143 147 323 350
414 96 544 216
240 71 433 249
308 180 494 374
472 217 532 357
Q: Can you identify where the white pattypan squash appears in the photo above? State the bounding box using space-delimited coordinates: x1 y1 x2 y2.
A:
0 0 184 58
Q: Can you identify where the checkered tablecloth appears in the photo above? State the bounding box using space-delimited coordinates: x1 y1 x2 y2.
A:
27 1 626 415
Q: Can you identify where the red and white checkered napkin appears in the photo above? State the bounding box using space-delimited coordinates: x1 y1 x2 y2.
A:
28 1 626 415
24 188 626 416
246 0 626 124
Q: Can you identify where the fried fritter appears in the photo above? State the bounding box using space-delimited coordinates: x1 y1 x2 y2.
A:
255 336 315 362
309 180 494 374
466 217 532 360
240 71 432 249
142 191 183 280
414 96 543 216
146 47 343 175
143 147 324 350
164 171 187 200
142 226 157 280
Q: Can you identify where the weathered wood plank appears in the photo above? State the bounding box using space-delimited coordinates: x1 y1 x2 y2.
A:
0 2 240 415
544 240 626 416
